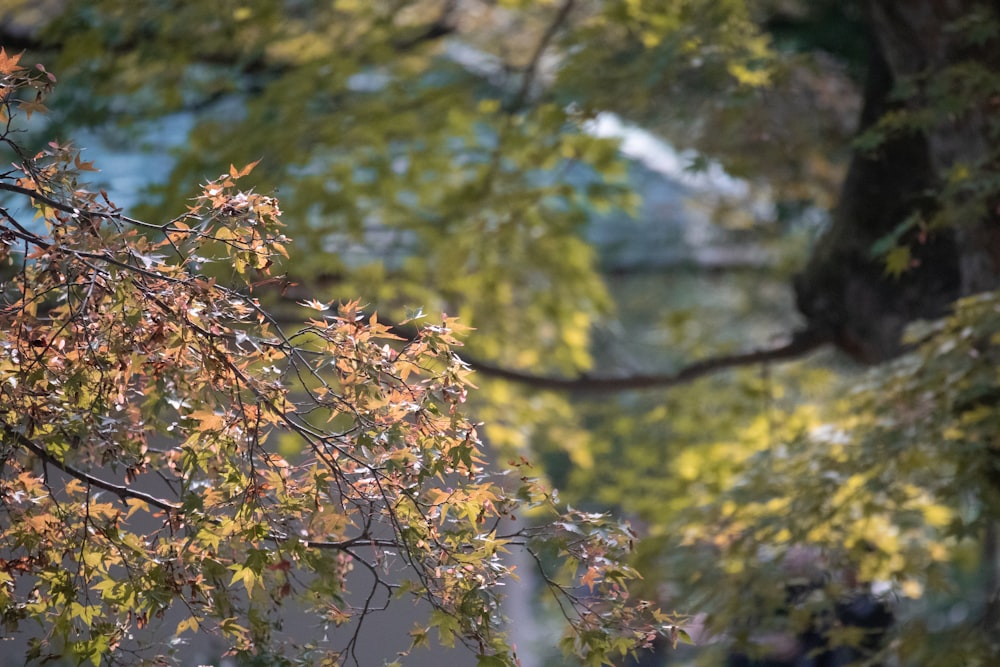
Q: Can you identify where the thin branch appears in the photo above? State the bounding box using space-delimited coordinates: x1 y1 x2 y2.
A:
5 421 412 552
0 181 183 233
0 181 102 216
4 423 182 512
506 0 576 112
0 207 50 249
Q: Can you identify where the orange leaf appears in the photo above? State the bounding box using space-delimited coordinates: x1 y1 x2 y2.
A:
17 93 47 120
229 159 261 179
0 48 24 76
580 565 601 592
74 153 98 172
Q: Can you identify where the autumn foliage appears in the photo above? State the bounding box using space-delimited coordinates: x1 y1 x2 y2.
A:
0 52 674 666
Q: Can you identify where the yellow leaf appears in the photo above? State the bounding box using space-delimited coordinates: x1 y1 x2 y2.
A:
230 565 258 595
922 504 952 528
883 246 912 278
900 579 923 599
728 62 771 87
82 549 104 569
188 409 224 430
176 616 200 635
214 226 237 242
125 500 150 520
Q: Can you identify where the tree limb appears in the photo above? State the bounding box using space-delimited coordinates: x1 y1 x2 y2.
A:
457 327 832 392
261 300 833 393
1 177 832 397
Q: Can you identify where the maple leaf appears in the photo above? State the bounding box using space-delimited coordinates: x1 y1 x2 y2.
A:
883 245 913 279
74 153 98 172
18 93 48 120
0 48 24 76
229 159 261 179
580 565 601 592
297 298 330 311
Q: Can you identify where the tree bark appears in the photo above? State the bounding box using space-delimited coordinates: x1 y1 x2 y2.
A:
796 0 1000 363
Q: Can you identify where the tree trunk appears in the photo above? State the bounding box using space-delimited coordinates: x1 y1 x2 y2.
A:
796 0 1000 363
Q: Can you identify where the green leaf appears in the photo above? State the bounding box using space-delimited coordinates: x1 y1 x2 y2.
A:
429 609 461 648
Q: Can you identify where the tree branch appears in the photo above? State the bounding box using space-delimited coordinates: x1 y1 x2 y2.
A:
506 0 576 112
261 301 832 393
4 423 415 552
1 177 831 396
0 181 142 226
457 327 832 392
3 423 182 512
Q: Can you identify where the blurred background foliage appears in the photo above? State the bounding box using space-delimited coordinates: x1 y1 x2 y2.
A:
4 0 1000 664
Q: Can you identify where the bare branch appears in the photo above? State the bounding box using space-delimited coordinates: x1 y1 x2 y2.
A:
507 0 576 112
460 327 832 392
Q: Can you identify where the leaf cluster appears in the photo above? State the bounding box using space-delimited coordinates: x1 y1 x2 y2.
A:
0 56 675 666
